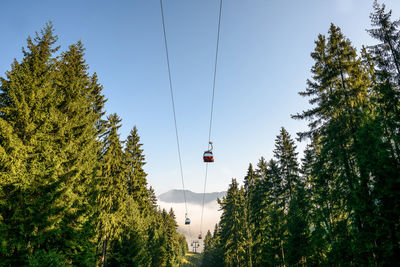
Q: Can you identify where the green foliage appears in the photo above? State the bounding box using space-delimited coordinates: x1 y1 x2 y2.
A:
28 250 69 267
218 179 248 266
202 3 400 266
0 23 187 267
125 126 150 214
0 22 101 266
200 225 224 267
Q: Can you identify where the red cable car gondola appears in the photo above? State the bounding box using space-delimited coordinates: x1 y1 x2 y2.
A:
203 151 214 162
203 142 214 163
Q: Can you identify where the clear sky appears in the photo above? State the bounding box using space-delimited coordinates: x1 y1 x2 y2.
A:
1 0 400 195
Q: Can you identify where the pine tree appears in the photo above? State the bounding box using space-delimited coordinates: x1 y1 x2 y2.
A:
1 23 189 266
286 174 310 266
125 126 150 214
367 2 400 262
300 144 326 266
243 164 256 267
250 158 268 265
218 179 247 266
201 226 224 267
293 24 377 265
106 198 149 267
148 186 158 211
147 210 168 267
0 23 105 265
203 230 213 253
161 208 184 267
0 24 61 264
55 39 106 266
273 127 299 210
95 113 128 266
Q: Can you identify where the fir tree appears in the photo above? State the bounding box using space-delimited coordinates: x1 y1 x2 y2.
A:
218 179 247 266
1 23 188 267
243 164 256 267
249 158 268 265
293 24 377 265
367 2 400 262
125 126 150 214
96 114 128 266
0 23 103 265
274 128 298 199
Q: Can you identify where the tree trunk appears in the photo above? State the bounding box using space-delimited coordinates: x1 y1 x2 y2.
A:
101 235 107 267
281 239 286 267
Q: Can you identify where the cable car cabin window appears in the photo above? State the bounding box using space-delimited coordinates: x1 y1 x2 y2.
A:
185 218 191 225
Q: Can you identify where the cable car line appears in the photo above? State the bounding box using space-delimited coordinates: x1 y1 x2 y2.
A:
208 0 223 145
159 0 189 217
199 163 209 239
200 0 223 240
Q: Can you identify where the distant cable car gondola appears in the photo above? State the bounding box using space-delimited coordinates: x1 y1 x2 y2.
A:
185 213 191 225
203 142 214 163
198 234 202 239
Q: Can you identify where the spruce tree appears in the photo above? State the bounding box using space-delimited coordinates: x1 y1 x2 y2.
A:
367 2 400 262
55 40 106 266
286 176 310 266
0 23 104 265
125 126 150 214
243 164 256 267
95 113 128 266
273 127 299 210
218 179 247 266
201 224 224 267
293 24 377 265
250 158 268 265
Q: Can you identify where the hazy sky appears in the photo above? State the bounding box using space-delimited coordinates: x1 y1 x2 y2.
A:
1 0 400 195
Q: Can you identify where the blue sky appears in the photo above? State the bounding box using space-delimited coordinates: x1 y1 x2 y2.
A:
1 0 399 195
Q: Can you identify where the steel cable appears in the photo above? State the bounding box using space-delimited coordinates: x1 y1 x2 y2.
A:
200 0 223 238
160 0 188 215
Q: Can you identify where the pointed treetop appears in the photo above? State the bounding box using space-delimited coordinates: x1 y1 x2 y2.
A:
23 21 59 59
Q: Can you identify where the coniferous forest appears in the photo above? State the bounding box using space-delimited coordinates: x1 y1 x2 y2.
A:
1 1 400 267
201 2 400 267
0 24 187 266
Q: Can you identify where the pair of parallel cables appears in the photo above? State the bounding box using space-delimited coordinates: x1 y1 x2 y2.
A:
159 0 223 240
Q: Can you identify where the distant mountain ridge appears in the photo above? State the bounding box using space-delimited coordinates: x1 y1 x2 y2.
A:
158 189 226 204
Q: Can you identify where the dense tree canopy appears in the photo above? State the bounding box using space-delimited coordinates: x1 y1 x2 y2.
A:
0 23 187 266
1 2 399 266
201 2 400 266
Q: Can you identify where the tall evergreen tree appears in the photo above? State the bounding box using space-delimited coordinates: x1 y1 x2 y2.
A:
201 225 224 267
243 164 256 267
96 114 128 266
218 179 247 266
1 23 189 267
0 22 62 266
273 127 299 210
300 144 326 266
367 2 400 263
293 24 378 265
250 158 268 265
286 174 310 266
125 126 150 214
0 23 105 266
